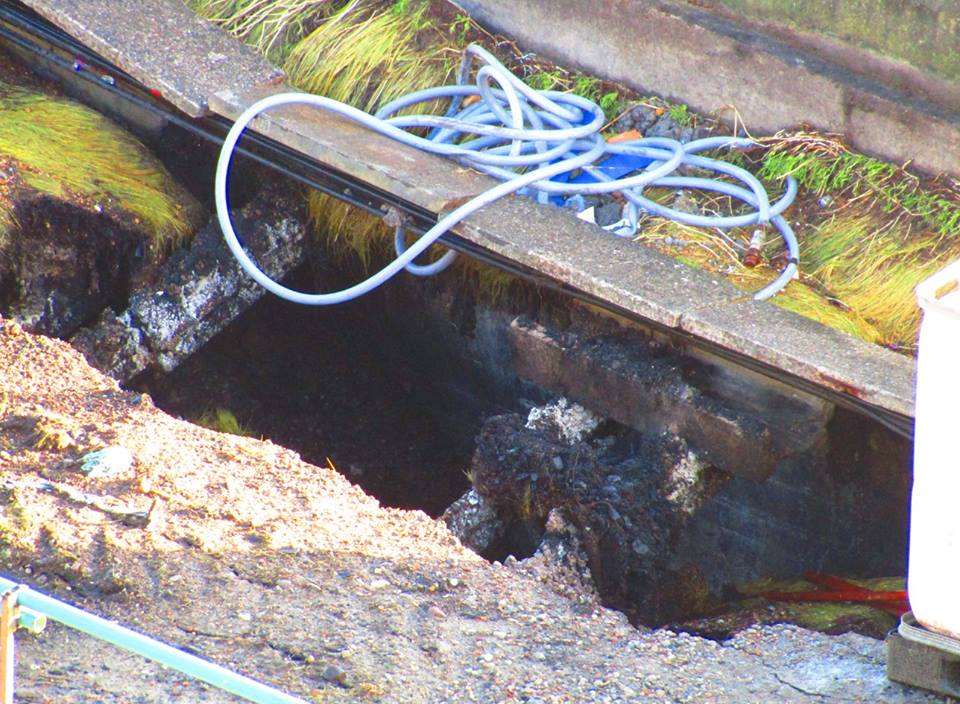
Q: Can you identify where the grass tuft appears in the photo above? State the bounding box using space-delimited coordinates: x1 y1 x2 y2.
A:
283 1 453 111
188 0 338 62
0 83 199 251
758 134 960 239
196 408 254 436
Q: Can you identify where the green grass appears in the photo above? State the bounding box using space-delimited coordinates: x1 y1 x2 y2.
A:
451 12 471 45
196 408 254 436
0 83 199 251
668 103 692 127
759 141 960 239
526 70 628 120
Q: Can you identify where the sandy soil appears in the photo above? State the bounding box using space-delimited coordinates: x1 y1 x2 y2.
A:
0 319 937 703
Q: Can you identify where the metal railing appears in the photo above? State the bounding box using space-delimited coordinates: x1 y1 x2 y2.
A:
0 576 306 703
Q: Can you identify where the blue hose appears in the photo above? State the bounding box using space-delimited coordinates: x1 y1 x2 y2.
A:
216 44 798 304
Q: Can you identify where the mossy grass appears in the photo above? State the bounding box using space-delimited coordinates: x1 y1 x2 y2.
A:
736 575 903 636
748 132 960 350
0 82 198 251
196 408 254 436
758 132 960 239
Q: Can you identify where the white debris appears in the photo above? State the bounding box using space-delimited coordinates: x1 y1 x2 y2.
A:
526 398 600 444
79 446 134 480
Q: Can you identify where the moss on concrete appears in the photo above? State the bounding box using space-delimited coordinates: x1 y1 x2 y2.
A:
703 0 960 83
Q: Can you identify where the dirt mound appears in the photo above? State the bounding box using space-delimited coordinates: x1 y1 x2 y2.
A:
0 320 932 702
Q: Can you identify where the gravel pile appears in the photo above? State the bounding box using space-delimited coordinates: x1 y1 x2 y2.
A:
0 320 933 703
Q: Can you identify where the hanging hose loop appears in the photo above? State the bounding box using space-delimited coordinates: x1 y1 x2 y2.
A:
216 43 798 305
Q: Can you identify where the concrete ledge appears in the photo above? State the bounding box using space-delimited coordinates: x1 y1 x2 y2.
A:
507 317 830 481
21 0 284 116
457 0 960 177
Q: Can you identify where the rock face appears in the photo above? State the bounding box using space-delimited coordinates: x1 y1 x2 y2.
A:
472 411 728 623
72 186 308 381
470 397 910 625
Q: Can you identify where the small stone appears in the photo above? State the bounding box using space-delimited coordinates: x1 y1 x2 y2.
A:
321 664 349 688
79 446 134 480
427 605 445 619
236 611 252 622
447 577 460 587
369 578 390 590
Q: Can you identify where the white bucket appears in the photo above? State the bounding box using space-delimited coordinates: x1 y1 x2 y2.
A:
909 259 960 638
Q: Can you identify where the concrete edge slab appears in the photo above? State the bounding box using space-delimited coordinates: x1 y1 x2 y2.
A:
681 298 916 418
21 0 284 116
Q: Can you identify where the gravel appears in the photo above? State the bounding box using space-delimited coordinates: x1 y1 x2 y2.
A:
0 319 937 703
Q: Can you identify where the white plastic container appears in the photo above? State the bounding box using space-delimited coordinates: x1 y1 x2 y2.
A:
909 259 960 638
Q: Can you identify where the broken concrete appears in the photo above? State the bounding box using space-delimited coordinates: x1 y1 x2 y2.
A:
471 411 729 623
72 187 307 380
442 488 505 554
469 394 910 625
508 316 830 481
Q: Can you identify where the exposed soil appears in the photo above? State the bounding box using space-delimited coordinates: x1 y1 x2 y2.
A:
0 319 935 703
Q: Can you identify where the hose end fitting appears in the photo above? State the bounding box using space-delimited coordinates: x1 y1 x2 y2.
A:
743 227 765 268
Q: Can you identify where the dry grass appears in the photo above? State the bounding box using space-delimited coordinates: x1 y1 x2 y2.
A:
189 0 339 62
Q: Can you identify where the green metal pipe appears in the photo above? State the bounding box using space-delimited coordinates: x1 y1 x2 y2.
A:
0 577 306 704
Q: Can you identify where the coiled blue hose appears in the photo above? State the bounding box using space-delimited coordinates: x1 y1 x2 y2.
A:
216 44 798 304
